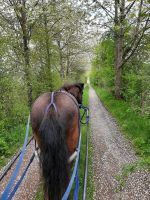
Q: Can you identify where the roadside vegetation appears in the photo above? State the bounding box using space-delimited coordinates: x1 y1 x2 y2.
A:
89 1 150 169
94 87 150 169
90 35 150 170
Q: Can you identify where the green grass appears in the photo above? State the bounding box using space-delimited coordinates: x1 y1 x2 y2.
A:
115 164 135 192
115 159 150 192
94 86 150 170
35 86 94 199
35 183 43 200
0 123 32 168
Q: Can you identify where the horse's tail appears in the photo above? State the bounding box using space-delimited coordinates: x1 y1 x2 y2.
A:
39 113 69 200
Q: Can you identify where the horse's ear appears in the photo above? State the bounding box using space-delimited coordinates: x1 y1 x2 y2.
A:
61 84 72 92
76 83 84 91
80 83 84 89
62 83 84 92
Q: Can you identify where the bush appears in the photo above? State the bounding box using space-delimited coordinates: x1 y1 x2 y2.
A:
0 138 9 155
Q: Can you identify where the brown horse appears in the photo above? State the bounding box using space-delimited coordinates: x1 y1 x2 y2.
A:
31 83 84 200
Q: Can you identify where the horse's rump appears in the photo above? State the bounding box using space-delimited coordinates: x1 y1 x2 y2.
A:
31 83 84 200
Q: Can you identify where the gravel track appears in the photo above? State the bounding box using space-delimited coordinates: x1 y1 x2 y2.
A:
89 87 150 200
0 140 41 200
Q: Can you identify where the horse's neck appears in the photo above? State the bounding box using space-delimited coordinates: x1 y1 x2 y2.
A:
59 90 79 108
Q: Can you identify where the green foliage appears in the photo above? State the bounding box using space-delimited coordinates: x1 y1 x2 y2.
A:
115 164 136 192
0 124 30 167
91 27 150 117
0 138 9 155
32 71 62 99
0 72 29 167
91 37 115 91
122 63 150 116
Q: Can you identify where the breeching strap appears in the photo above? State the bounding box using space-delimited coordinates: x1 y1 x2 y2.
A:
45 92 57 113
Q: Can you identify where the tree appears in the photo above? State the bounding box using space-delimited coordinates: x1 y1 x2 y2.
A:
0 0 41 108
84 0 150 99
114 0 150 99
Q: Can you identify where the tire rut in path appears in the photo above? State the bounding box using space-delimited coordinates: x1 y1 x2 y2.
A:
89 87 150 200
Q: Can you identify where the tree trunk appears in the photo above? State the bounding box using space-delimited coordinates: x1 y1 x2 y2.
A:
57 40 65 79
42 3 51 71
66 47 70 77
20 2 32 109
23 36 32 109
115 63 122 99
114 37 123 99
60 51 65 79
114 0 125 99
44 17 51 70
43 12 53 89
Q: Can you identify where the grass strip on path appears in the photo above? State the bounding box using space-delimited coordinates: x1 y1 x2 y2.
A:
78 86 94 200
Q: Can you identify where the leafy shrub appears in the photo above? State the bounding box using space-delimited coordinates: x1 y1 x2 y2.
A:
0 138 9 155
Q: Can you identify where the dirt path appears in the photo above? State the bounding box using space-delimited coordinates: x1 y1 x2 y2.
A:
89 87 150 200
0 140 41 200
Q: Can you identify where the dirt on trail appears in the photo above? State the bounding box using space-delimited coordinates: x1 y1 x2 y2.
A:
89 87 150 200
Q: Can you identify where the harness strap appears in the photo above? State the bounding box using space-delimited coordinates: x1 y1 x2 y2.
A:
59 90 79 109
45 90 79 114
45 92 57 113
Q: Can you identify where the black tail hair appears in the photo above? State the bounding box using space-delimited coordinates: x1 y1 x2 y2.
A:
39 114 69 200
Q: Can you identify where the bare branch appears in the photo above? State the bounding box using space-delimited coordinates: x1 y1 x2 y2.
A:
0 13 13 25
135 0 144 34
125 0 136 16
123 0 146 59
122 15 150 67
94 0 114 19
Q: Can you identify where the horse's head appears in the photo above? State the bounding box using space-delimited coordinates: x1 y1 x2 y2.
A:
62 83 84 104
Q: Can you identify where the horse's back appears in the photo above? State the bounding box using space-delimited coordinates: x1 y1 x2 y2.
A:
31 92 79 131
